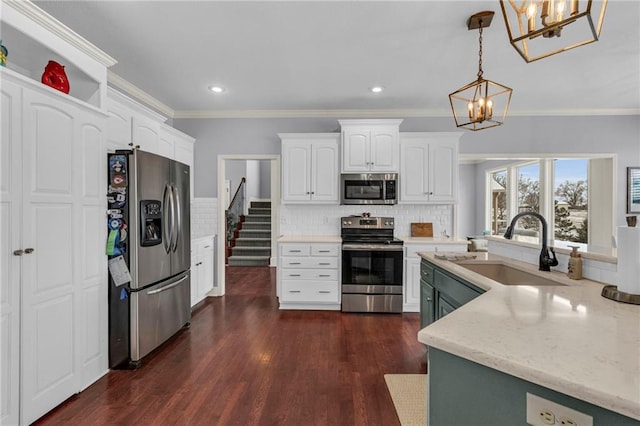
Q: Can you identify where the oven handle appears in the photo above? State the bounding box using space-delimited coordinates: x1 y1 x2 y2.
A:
341 244 404 252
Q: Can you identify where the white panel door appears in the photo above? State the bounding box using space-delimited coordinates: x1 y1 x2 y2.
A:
282 142 311 201
21 90 81 424
105 98 132 152
77 115 108 388
311 142 339 202
132 116 160 154
428 141 457 202
404 259 421 312
370 128 398 172
342 130 369 172
0 78 22 426
157 131 175 159
400 140 429 202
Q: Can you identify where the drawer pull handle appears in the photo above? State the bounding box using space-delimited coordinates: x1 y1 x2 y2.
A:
318 274 331 277
204 245 211 248
318 250 331 253
318 263 331 265
289 274 301 277
289 290 301 293
289 262 301 265
426 297 432 301
289 250 302 253
318 291 331 294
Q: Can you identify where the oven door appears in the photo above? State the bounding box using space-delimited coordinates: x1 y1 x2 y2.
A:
341 244 403 286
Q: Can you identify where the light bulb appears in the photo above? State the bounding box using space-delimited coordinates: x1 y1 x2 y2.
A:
527 2 537 18
478 98 485 106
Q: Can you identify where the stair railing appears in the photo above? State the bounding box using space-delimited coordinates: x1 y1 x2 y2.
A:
226 177 246 251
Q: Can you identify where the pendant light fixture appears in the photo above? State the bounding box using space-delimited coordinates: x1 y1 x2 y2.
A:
500 0 608 63
449 11 513 132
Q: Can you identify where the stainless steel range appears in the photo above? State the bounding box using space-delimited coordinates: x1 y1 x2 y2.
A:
341 216 403 313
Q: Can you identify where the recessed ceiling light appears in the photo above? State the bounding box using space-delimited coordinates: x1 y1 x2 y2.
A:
370 86 384 93
208 85 225 93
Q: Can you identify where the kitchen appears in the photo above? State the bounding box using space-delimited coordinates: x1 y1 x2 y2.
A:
1 1 639 425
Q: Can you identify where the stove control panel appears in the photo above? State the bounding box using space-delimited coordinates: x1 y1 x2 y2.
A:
341 217 394 229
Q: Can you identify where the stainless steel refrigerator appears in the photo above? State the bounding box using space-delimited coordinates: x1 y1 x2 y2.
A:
107 150 191 368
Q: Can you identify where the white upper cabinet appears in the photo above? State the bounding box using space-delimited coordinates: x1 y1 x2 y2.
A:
339 119 402 173
106 95 133 151
280 133 340 203
399 132 461 204
132 115 161 153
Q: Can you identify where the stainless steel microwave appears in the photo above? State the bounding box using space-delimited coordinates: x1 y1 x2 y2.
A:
340 173 398 205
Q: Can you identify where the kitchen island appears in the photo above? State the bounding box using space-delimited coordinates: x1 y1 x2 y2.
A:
417 252 640 424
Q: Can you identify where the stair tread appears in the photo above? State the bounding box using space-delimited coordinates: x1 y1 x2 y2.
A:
228 255 271 260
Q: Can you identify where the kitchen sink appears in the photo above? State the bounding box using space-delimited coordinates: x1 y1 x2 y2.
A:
455 262 566 286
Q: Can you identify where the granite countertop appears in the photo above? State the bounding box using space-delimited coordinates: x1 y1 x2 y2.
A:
417 252 640 421
278 235 342 243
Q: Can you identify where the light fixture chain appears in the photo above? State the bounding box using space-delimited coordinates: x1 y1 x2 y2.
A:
477 23 484 79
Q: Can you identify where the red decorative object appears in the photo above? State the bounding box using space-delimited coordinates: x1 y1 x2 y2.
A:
41 60 70 94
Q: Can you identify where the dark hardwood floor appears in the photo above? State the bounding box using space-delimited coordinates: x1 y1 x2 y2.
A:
36 266 426 425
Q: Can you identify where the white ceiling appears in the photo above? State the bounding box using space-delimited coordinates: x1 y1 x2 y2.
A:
33 0 640 118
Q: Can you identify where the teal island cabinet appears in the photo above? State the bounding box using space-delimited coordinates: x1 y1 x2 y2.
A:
417 252 640 426
419 258 484 328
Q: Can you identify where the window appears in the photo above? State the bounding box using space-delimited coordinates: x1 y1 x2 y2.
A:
485 157 613 254
490 170 507 235
553 159 588 244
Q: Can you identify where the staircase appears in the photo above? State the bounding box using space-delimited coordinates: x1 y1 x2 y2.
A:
228 201 272 266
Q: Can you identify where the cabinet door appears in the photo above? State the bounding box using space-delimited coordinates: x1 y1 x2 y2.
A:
173 136 194 200
282 142 311 201
157 129 175 159
311 141 339 202
0 79 21 426
190 250 201 307
105 98 132 152
200 245 214 299
21 89 83 424
132 115 160 153
370 128 398 172
400 140 430 202
420 280 436 328
342 129 370 172
438 297 456 318
404 258 421 311
428 141 457 202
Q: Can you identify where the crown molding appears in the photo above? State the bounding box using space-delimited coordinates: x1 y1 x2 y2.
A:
172 109 447 119
172 107 640 120
3 0 117 67
107 70 175 118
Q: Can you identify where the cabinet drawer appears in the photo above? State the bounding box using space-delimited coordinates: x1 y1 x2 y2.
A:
311 245 339 256
279 269 338 281
280 257 338 269
280 244 311 256
434 269 482 308
281 280 340 303
420 262 434 284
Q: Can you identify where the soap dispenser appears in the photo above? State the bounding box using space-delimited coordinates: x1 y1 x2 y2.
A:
567 245 582 280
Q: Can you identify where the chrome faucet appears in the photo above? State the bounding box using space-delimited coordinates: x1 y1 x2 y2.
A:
503 212 558 271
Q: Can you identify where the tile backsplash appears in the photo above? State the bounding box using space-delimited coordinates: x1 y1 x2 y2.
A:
279 204 453 237
191 197 217 239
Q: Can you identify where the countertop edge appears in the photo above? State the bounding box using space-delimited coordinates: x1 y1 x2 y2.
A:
416 252 640 421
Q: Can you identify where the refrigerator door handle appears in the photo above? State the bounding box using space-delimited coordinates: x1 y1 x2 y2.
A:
146 275 189 295
162 183 173 253
171 184 181 253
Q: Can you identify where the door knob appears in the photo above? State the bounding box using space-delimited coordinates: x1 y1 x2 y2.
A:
25 248 35 254
13 249 24 256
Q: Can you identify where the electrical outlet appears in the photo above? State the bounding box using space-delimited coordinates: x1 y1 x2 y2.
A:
526 393 593 426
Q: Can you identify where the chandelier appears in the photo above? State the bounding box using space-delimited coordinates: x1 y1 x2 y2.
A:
500 0 608 63
449 11 513 132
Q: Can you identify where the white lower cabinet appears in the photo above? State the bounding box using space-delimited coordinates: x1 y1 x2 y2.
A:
1 72 108 425
191 236 215 307
403 241 468 312
278 242 341 310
